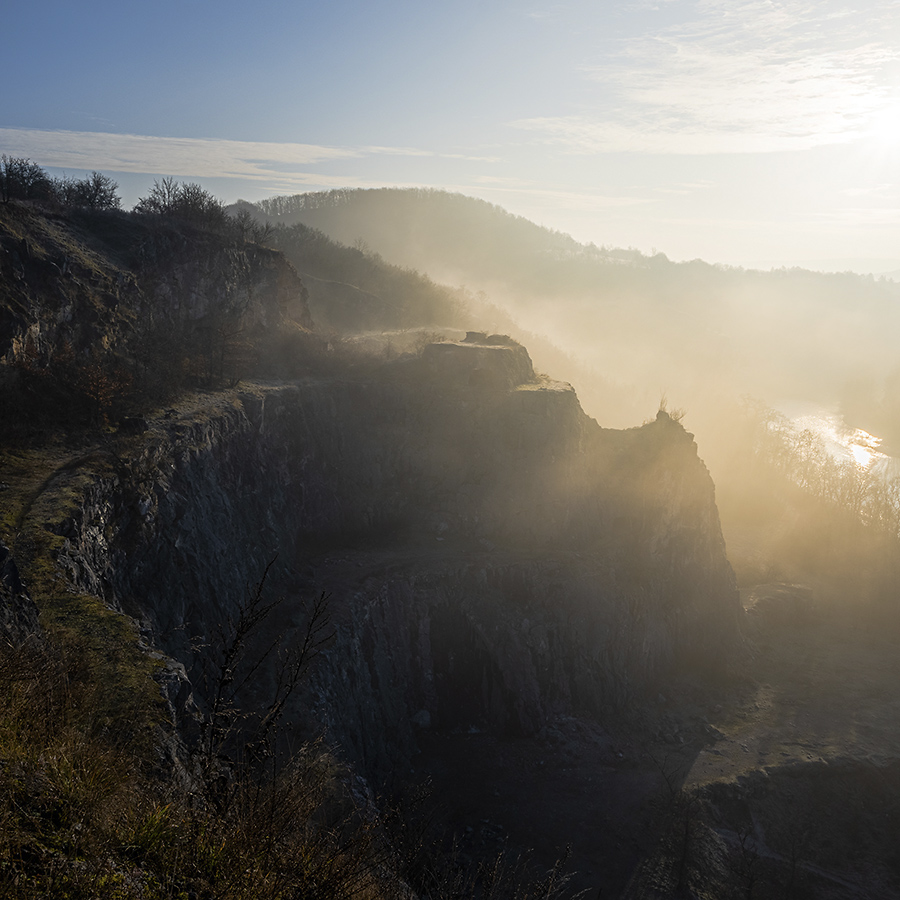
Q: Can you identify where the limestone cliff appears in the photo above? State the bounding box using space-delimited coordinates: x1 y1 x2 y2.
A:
0 203 311 370
0 204 741 784
19 338 740 779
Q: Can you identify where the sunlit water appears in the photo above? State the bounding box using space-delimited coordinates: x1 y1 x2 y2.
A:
782 405 899 477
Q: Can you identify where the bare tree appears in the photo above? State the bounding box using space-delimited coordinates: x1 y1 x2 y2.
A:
0 155 54 203
195 559 333 809
135 177 227 229
134 176 181 216
55 171 121 210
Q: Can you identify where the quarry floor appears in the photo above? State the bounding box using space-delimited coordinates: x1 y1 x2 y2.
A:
413 584 900 898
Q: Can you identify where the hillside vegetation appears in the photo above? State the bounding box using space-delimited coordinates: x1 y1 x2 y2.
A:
3 167 900 899
244 187 900 606
246 187 900 443
0 170 610 898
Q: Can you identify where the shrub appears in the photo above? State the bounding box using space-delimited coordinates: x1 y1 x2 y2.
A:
0 156 56 204
135 177 228 230
0 157 120 210
53 171 121 210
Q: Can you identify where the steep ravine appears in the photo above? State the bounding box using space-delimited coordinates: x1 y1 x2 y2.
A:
33 337 741 780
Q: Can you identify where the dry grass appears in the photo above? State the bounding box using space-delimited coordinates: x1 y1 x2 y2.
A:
0 638 383 899
0 634 583 899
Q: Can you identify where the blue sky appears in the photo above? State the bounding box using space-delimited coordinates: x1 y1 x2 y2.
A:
3 0 899 268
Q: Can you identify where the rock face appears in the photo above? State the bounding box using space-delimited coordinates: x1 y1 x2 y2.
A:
42 335 741 779
422 333 535 390
0 206 741 780
0 541 40 645
0 204 311 369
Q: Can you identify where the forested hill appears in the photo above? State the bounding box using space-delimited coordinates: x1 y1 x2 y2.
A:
244 188 647 291
244 188 900 443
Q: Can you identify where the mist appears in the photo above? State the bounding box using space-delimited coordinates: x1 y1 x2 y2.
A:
250 188 900 417
5 164 900 896
246 188 900 601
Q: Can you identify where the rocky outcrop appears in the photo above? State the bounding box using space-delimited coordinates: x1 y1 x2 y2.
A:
0 204 311 369
130 224 312 335
422 333 535 390
29 336 740 780
0 204 741 776
0 540 40 646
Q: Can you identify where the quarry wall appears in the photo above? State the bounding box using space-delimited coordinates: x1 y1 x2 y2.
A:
39 342 741 777
0 205 741 779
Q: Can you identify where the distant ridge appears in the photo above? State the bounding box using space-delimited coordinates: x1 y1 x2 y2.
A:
244 188 900 438
732 258 900 277
243 187 652 285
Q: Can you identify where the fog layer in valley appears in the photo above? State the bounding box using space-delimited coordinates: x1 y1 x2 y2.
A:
240 188 900 599
247 189 899 430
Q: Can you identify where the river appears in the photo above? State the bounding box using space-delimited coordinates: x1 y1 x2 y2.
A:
781 404 900 478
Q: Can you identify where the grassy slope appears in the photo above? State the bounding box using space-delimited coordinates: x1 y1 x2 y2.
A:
0 202 582 899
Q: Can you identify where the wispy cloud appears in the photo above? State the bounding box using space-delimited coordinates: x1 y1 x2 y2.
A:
513 0 900 154
524 4 566 20
363 145 498 162
0 128 361 177
0 128 492 185
813 206 900 227
841 182 897 198
656 181 714 195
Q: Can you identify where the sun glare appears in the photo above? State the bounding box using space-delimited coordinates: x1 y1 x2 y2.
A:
865 99 900 150
846 427 885 470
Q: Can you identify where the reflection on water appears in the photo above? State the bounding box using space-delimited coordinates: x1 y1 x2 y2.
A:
846 428 884 469
788 408 895 474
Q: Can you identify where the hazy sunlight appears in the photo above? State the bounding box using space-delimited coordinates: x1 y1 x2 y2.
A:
865 98 900 150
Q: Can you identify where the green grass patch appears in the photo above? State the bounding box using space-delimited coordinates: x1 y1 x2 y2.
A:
39 591 166 744
0 448 63 542
1 444 165 752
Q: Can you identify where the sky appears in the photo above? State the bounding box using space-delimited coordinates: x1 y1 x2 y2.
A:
2 0 899 269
